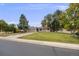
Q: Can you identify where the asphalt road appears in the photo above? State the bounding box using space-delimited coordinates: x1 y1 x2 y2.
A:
0 39 79 56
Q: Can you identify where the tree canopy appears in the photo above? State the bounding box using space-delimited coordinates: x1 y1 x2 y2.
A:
41 10 62 32
41 3 79 33
18 14 29 32
0 20 8 32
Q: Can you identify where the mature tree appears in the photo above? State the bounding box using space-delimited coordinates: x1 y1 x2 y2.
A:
50 17 60 32
41 19 46 27
7 24 16 33
54 10 63 18
41 3 79 33
50 11 61 32
0 20 8 32
52 10 62 31
41 14 53 30
18 14 29 32
65 3 79 33
41 10 62 32
41 10 62 31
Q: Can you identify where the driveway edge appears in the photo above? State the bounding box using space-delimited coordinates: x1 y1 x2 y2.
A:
0 37 79 50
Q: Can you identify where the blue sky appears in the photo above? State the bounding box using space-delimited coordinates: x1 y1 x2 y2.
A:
0 3 69 27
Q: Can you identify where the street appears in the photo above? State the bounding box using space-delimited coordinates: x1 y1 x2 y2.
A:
0 39 79 56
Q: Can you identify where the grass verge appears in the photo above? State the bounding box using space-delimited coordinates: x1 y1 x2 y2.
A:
20 32 79 44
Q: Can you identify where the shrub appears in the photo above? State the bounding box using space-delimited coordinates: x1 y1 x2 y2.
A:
75 32 79 38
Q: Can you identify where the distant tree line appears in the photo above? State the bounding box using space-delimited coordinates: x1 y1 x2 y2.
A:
41 3 79 34
0 14 29 33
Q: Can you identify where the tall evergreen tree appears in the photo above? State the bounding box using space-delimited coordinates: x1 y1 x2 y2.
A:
18 14 29 32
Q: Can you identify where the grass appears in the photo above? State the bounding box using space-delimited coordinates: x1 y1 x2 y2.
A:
21 32 79 44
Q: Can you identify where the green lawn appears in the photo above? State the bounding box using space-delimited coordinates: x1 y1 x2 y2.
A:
21 32 79 44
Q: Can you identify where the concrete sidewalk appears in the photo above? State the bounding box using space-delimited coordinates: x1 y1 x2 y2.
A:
0 32 79 50
5 32 34 38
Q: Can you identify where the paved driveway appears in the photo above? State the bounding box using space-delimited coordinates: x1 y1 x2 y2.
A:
0 39 79 56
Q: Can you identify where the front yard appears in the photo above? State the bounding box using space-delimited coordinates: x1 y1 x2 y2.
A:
21 32 79 44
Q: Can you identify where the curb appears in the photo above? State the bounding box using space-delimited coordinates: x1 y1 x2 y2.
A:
0 37 79 50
